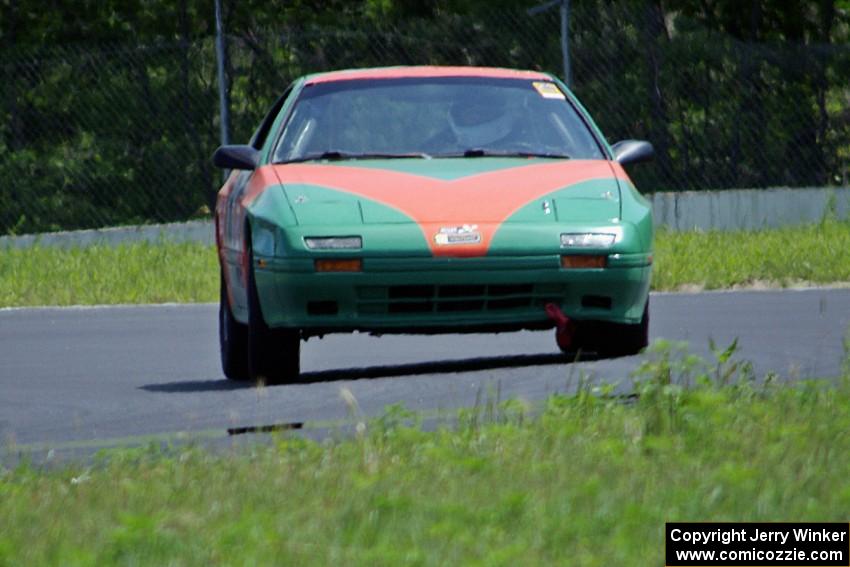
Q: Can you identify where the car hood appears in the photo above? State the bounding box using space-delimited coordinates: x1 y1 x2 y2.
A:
264 158 626 256
272 158 621 221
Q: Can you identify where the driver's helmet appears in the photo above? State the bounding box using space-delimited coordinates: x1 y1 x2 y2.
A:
448 92 517 148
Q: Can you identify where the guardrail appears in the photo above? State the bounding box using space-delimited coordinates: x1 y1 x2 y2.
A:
0 220 215 249
651 187 850 232
1 187 848 249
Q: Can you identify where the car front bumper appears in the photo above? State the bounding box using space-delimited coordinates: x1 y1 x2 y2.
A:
252 253 652 335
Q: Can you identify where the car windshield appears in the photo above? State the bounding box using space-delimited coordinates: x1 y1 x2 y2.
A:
272 77 605 163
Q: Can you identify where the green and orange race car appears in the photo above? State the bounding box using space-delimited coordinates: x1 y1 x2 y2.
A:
214 66 654 384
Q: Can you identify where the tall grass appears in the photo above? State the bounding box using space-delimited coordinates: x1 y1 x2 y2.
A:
2 341 850 565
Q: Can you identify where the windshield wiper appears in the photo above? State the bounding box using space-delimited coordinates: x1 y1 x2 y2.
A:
438 149 571 160
278 150 431 164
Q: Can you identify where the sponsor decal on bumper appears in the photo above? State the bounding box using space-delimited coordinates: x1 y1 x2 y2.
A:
435 225 482 246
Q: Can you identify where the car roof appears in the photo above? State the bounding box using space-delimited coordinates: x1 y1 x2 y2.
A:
304 66 552 85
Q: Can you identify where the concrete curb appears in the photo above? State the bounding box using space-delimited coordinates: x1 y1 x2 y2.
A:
0 219 215 249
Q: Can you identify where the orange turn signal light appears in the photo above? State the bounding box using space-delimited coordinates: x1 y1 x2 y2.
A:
315 258 362 272
561 255 607 269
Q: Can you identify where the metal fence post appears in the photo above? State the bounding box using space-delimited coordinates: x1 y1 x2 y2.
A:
214 0 231 149
560 0 571 88
529 0 571 88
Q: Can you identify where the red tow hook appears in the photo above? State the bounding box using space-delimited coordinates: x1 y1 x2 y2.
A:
545 303 576 351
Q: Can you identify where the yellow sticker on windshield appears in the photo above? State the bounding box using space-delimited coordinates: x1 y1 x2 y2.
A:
532 81 566 100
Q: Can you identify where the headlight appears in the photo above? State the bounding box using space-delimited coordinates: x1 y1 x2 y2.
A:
304 236 362 250
252 225 277 256
560 232 616 248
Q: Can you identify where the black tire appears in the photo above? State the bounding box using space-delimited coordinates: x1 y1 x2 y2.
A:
219 271 250 381
598 299 650 357
609 299 649 356
246 247 300 385
565 300 649 358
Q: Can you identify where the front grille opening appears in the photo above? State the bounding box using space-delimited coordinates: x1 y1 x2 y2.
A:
357 283 561 316
437 300 485 312
581 295 612 310
439 285 486 298
389 285 434 299
389 301 433 313
489 298 532 310
307 301 339 316
489 284 534 296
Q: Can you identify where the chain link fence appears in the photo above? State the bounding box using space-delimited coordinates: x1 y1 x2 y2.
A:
3 4 849 235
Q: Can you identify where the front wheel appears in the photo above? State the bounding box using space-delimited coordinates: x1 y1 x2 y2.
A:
219 271 250 381
604 300 649 357
246 248 300 385
563 300 649 358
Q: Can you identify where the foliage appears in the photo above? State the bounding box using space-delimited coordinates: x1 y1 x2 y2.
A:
2 1 850 233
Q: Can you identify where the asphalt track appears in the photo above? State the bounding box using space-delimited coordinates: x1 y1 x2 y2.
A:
2 288 849 455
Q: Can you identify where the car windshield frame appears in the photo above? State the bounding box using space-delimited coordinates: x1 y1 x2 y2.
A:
270 76 609 165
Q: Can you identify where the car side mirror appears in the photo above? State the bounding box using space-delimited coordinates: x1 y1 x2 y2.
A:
213 145 260 170
611 140 654 166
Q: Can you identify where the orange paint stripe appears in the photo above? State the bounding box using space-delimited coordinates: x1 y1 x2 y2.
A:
247 160 626 257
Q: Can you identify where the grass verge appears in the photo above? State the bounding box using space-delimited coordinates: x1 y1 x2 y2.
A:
652 219 850 291
2 341 850 565
0 240 218 306
3 220 850 307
